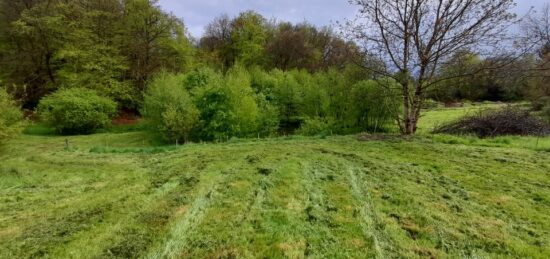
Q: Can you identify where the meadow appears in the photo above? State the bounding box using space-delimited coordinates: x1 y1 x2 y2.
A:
0 105 549 258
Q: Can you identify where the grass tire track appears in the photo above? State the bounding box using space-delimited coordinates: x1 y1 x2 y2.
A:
145 179 221 259
317 148 399 258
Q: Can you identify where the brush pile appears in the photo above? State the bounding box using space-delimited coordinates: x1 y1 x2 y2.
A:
433 107 550 138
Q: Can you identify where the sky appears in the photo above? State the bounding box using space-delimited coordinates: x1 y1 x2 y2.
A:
158 0 550 38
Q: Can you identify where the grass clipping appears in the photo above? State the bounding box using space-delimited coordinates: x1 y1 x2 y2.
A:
432 106 550 138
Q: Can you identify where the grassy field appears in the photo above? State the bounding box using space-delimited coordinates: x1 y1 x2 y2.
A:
1 105 549 258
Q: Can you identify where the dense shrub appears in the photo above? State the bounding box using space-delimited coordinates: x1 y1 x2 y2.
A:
296 117 334 136
271 69 304 132
433 107 550 138
0 88 23 143
225 65 260 136
422 99 441 109
143 73 199 143
349 79 401 133
183 67 220 94
194 86 236 141
38 88 116 134
256 94 280 137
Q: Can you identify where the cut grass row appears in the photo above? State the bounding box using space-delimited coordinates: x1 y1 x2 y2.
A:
1 130 549 258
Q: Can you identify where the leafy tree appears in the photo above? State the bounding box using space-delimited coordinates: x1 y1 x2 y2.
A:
225 64 260 136
1 0 66 107
294 70 329 118
122 0 195 93
271 69 304 132
53 2 132 105
193 71 236 141
230 11 268 67
142 73 199 143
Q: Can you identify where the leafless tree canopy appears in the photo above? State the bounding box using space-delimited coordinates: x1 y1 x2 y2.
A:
346 0 517 134
523 3 550 56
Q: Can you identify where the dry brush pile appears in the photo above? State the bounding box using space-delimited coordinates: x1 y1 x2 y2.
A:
433 107 550 138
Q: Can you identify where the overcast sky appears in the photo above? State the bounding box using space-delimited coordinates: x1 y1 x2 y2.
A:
158 0 550 38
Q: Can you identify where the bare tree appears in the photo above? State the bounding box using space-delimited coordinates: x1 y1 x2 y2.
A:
523 3 550 57
346 0 516 134
522 4 550 103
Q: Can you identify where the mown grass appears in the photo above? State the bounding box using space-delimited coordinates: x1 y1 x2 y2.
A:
0 104 549 258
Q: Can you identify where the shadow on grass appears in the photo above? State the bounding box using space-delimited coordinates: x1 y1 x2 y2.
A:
23 120 153 136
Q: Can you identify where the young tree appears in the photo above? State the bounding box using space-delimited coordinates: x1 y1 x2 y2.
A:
142 72 199 143
347 0 516 134
225 64 260 136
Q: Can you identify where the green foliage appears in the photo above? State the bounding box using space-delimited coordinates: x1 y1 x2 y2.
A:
349 79 401 132
296 117 334 136
256 93 280 137
0 0 195 109
142 73 199 143
192 70 236 141
183 67 220 93
270 69 304 131
38 88 117 134
0 88 23 143
52 2 133 105
225 64 260 136
122 0 195 91
429 52 532 102
230 11 267 67
295 70 330 118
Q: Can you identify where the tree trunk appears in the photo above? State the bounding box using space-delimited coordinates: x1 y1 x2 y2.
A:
400 81 423 135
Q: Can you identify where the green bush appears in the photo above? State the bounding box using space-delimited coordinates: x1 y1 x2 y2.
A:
296 117 334 136
143 73 199 143
183 67 220 94
349 79 401 133
0 88 23 143
225 64 260 137
38 88 117 134
256 94 280 137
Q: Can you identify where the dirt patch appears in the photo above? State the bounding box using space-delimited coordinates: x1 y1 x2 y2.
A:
112 110 140 126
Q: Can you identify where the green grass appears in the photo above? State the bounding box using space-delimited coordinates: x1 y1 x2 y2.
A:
416 103 507 134
1 104 549 258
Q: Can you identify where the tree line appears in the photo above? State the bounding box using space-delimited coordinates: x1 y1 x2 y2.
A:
0 0 362 109
1 0 550 142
